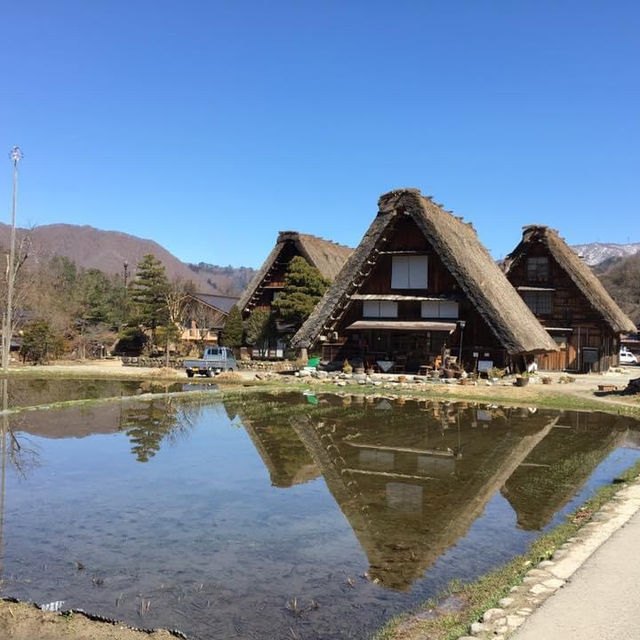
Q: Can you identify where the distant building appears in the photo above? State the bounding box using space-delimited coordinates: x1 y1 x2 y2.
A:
181 293 239 349
504 226 636 371
292 189 557 371
237 231 352 358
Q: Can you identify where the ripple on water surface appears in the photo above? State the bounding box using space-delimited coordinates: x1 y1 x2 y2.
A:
1 392 640 639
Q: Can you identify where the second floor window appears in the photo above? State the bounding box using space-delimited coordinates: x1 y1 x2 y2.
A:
363 300 398 318
523 290 553 315
421 300 459 319
527 256 549 282
391 255 428 289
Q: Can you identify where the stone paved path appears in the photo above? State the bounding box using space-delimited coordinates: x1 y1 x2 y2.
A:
513 508 640 640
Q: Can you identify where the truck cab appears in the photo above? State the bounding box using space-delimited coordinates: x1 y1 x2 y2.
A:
184 347 238 377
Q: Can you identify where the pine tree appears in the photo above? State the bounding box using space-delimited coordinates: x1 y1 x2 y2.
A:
272 256 329 329
221 304 243 348
245 308 275 348
130 254 170 347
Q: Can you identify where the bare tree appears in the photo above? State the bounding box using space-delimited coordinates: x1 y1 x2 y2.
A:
1 232 33 369
161 279 191 367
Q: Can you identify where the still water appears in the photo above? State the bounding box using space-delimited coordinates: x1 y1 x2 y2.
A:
0 377 191 409
1 391 639 639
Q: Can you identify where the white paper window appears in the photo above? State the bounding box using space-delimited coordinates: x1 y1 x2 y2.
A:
391 256 428 289
421 301 459 318
363 301 398 318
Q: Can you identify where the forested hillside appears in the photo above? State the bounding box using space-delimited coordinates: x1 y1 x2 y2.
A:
0 222 253 295
597 252 640 325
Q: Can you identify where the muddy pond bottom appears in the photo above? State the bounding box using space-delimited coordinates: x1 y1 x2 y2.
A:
1 392 640 639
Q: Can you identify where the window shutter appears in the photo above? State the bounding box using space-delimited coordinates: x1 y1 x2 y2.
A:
439 301 459 318
363 301 379 317
391 256 409 288
380 301 398 317
408 256 428 288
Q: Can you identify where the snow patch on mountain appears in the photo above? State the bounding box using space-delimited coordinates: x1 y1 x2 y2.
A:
571 242 640 266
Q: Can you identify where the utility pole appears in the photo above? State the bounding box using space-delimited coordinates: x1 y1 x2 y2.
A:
123 260 130 327
1 147 22 372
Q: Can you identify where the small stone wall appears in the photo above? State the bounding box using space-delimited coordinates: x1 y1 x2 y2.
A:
237 360 297 372
122 356 183 369
121 356 298 372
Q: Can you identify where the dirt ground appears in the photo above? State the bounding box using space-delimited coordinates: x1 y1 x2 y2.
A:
0 599 178 640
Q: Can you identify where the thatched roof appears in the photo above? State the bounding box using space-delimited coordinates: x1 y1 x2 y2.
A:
238 231 353 313
504 226 636 334
292 189 558 355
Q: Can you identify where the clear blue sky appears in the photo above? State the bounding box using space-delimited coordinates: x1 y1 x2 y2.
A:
1 1 638 267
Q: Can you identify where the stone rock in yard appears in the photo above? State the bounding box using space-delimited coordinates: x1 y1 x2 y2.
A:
482 608 505 622
470 621 489 634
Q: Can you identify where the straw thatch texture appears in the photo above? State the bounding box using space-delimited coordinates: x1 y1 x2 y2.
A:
504 226 636 334
292 189 558 354
238 231 352 313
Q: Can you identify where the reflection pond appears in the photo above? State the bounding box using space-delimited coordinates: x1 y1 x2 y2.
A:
1 391 640 639
0 377 195 409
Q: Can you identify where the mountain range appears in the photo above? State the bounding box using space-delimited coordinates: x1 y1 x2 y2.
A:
1 222 638 318
0 222 255 296
571 242 640 266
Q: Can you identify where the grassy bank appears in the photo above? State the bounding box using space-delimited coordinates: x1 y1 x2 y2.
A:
2 365 639 417
373 459 640 640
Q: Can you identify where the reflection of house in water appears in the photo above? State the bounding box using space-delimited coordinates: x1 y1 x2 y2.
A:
223 399 319 488
292 402 559 590
502 412 640 531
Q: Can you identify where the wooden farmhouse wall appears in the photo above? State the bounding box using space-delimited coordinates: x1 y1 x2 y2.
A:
325 216 511 370
505 244 619 372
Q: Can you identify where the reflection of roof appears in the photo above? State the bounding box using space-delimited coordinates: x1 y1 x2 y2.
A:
502 416 633 530
225 400 320 488
293 404 557 591
189 293 239 314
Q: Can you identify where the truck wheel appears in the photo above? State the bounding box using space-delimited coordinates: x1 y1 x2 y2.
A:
186 370 194 378
205 370 213 378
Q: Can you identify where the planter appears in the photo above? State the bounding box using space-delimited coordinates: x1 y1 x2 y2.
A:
515 376 529 387
355 366 365 375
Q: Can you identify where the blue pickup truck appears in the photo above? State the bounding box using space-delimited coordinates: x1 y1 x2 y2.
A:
184 347 237 377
